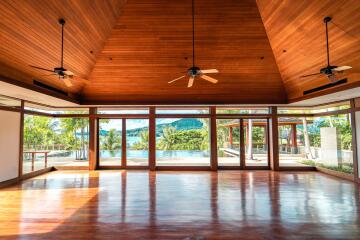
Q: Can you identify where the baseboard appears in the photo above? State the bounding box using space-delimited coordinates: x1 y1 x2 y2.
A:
20 167 55 180
54 166 89 170
0 167 55 189
0 177 20 189
316 166 355 182
278 166 316 171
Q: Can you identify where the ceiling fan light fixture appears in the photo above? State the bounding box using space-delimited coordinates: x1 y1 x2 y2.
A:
168 0 220 87
299 16 352 81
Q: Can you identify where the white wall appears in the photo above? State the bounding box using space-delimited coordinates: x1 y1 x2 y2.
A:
0 110 20 182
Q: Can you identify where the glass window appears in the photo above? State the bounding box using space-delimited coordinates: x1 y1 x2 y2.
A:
126 119 149 166
243 119 269 167
216 107 269 114
156 107 209 114
217 119 240 166
278 101 350 114
23 115 89 173
25 102 88 114
278 117 314 167
99 119 122 166
356 111 360 178
155 118 210 166
97 107 149 114
299 114 354 174
0 95 21 108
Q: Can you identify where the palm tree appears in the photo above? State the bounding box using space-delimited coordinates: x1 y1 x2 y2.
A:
60 118 89 160
158 127 177 150
102 128 121 151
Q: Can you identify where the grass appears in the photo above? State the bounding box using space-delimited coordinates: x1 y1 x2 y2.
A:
300 160 354 175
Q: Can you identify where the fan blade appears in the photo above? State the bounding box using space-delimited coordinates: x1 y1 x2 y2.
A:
333 66 352 72
201 69 219 74
29 65 54 73
62 76 73 87
200 74 218 84
300 72 322 78
188 76 195 88
63 70 74 76
168 75 185 84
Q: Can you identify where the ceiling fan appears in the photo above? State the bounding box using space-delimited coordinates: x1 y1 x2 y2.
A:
29 19 87 87
168 0 220 88
300 16 352 82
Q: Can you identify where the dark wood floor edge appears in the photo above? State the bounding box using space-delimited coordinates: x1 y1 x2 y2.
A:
155 166 213 171
278 166 316 171
54 166 89 171
21 167 55 180
0 177 19 189
0 167 56 189
315 166 357 183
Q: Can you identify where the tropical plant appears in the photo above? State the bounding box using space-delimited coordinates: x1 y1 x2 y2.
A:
131 131 149 150
101 128 121 151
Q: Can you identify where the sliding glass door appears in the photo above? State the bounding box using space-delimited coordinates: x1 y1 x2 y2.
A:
217 119 240 166
99 119 122 166
126 119 149 166
243 119 269 167
155 118 210 167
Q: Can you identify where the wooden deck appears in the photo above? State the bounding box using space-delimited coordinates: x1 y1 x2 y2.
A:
0 170 359 239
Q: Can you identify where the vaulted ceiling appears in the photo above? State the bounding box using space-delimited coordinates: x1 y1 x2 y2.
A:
257 0 360 102
0 0 359 105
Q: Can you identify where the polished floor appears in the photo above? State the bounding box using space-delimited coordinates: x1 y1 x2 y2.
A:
0 171 359 239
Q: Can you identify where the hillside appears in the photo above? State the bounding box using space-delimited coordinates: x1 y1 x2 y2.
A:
100 118 204 137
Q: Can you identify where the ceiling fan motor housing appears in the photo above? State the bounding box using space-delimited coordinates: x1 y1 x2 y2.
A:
188 66 201 76
320 66 337 75
54 67 66 75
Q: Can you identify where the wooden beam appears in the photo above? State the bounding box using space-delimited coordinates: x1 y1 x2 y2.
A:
149 107 156 171
0 75 80 104
210 106 217 171
269 107 280 171
88 107 98 170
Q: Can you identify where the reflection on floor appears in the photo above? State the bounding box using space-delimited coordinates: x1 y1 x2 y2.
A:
1 170 358 239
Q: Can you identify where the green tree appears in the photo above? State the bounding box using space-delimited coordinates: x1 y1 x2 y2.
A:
132 131 149 150
158 127 177 150
59 118 89 160
101 128 121 151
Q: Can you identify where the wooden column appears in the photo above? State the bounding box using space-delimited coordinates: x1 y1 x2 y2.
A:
350 99 359 182
89 107 98 170
210 106 218 171
229 127 233 146
149 107 156 171
18 100 24 177
122 119 127 168
239 119 245 169
291 124 297 154
269 107 279 171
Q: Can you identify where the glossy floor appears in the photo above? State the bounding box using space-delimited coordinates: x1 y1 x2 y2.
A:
0 171 359 239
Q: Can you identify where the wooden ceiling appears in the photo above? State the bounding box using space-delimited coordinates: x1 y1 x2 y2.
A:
257 0 360 101
1 0 359 105
0 0 126 94
81 0 286 104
